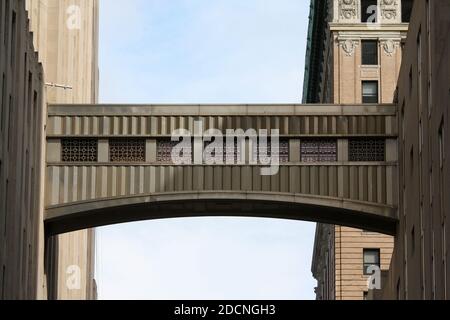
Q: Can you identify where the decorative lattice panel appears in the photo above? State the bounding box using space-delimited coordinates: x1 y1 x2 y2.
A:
203 140 289 164
157 140 193 163
110 139 145 162
301 139 337 162
252 140 289 163
198 141 240 163
349 138 385 162
62 139 98 162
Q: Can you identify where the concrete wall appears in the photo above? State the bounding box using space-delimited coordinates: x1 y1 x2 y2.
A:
384 0 450 300
25 0 99 300
0 0 45 300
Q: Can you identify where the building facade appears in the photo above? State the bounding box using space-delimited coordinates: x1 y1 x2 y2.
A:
0 0 45 300
305 0 412 300
25 0 99 300
382 0 450 300
2 0 448 301
0 0 99 300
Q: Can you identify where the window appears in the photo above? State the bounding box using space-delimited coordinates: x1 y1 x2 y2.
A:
110 138 145 162
363 249 381 275
427 1 432 117
349 138 385 162
439 121 444 169
1 266 5 300
300 139 337 162
361 0 378 23
27 71 32 127
4 0 9 46
7 95 11 151
0 0 3 42
62 139 98 162
417 29 422 113
1 73 4 132
410 146 414 175
362 40 378 65
11 11 16 66
419 120 423 154
409 66 413 95
362 81 379 104
402 0 414 23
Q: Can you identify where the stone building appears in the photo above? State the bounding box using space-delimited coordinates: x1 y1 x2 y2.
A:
0 0 44 300
305 0 413 300
382 0 450 300
25 0 99 300
0 0 99 300
2 0 448 301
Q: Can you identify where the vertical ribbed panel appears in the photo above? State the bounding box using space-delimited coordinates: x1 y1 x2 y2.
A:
47 115 398 137
46 164 396 207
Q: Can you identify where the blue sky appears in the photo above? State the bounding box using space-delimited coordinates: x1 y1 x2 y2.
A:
96 0 315 300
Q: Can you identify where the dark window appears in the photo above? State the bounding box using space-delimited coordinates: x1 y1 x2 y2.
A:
349 138 385 162
27 71 32 127
301 139 337 162
110 138 146 162
362 81 379 104
4 0 9 46
0 0 3 42
402 0 414 22
33 91 37 147
363 249 381 275
1 266 5 300
439 121 444 169
11 11 16 66
362 40 378 65
62 139 98 162
7 95 11 151
1 73 5 132
361 0 378 23
409 66 413 95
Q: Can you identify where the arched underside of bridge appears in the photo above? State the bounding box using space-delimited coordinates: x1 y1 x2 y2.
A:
45 192 398 236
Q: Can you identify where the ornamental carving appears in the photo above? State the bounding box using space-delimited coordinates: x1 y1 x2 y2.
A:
380 39 400 56
339 39 359 57
381 0 398 20
339 0 358 20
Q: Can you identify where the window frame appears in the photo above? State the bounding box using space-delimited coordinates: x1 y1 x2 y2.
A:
361 40 379 66
361 0 378 23
363 249 381 276
362 80 379 104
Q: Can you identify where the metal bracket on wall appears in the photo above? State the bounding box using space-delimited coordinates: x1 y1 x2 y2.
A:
45 83 73 90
